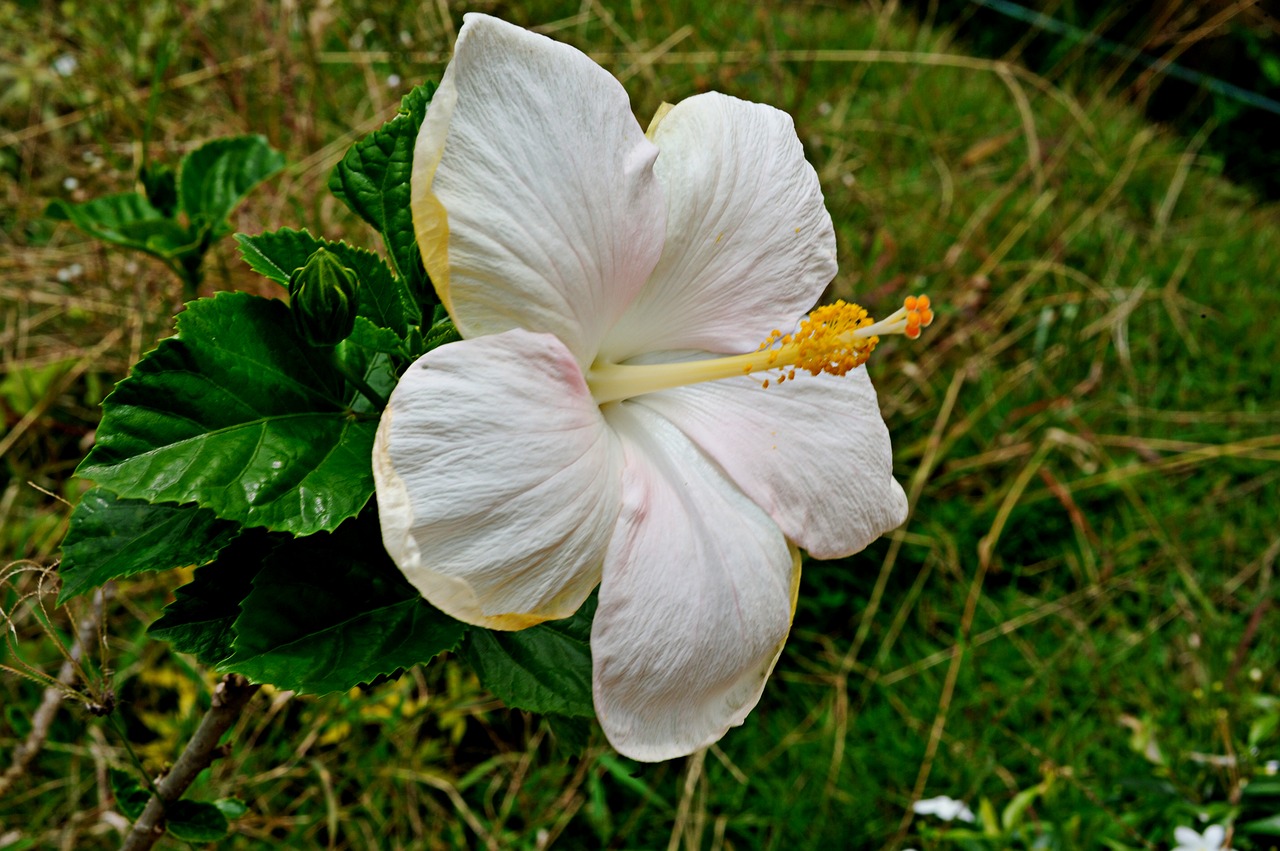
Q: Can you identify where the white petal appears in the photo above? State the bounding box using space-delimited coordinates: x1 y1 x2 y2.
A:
1203 826 1225 848
1174 827 1204 848
373 329 621 629
592 403 798 761
412 14 666 365
600 92 837 362
636 366 907 558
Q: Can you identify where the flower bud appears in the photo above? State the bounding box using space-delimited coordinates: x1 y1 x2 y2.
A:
288 247 359 347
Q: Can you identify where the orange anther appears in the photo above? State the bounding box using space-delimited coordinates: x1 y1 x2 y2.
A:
905 325 921 339
920 308 934 326
904 295 918 311
917 294 931 310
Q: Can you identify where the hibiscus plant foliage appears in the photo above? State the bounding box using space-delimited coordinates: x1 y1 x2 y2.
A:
47 135 286 298
58 82 596 731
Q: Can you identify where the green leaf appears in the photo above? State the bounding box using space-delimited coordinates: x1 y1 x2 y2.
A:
1000 783 1043 831
545 714 594 755
46 193 195 259
461 595 596 718
329 84 434 294
149 530 280 665
77 292 377 535
110 770 151 821
59 487 240 602
234 227 320 283
223 512 467 693
348 316 409 355
236 228 419 334
166 799 230 842
1241 813 1280 836
140 161 178 218
214 798 249 819
179 135 285 235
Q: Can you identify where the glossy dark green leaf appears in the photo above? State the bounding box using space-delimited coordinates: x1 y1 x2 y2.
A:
462 595 596 718
166 799 230 842
110 770 150 821
149 531 280 665
58 487 241 602
77 292 377 535
179 135 285 234
223 513 467 693
329 83 433 294
46 193 195 259
236 229 418 335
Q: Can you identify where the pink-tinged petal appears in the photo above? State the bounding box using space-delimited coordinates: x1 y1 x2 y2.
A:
636 366 908 558
373 329 621 629
600 92 837 362
592 403 798 761
412 14 666 365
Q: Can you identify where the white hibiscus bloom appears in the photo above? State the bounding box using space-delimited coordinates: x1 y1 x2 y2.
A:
374 13 928 761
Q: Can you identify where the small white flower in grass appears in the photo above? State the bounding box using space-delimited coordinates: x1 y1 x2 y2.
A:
912 796 977 823
52 53 77 78
375 14 930 761
1173 825 1233 851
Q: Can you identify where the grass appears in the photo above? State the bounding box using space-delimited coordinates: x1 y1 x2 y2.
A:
3 0 1279 848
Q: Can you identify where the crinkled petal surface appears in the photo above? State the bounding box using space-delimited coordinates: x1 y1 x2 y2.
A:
636 366 907 558
592 403 799 761
373 330 621 630
600 92 837 362
412 14 666 366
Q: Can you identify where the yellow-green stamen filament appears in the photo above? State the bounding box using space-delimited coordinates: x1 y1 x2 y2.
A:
587 295 933 405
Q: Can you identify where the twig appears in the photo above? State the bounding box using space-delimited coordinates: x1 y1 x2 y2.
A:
0 586 107 798
119 674 261 851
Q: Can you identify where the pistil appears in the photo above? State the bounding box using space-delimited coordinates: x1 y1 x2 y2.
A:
587 295 932 405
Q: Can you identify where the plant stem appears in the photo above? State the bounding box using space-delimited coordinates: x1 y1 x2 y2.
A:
332 351 389 409
0 586 108 798
119 674 260 851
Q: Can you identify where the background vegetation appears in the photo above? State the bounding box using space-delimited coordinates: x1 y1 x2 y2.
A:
2 0 1277 848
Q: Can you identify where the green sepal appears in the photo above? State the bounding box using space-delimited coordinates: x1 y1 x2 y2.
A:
461 595 596 718
179 135 285 237
148 530 279 666
77 292 377 536
236 228 419 335
328 83 435 300
58 487 241 603
221 511 468 694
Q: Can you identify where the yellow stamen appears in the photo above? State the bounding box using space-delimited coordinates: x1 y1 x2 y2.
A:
586 295 933 405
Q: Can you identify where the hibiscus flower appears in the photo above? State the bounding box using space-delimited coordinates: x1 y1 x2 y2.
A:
373 13 927 761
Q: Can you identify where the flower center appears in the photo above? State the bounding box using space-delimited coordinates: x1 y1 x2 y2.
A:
586 295 933 405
